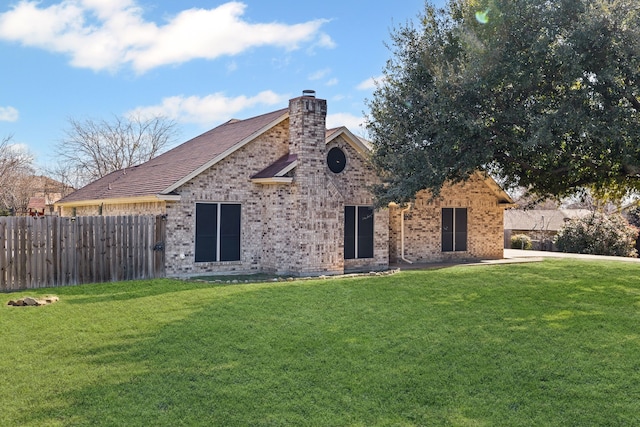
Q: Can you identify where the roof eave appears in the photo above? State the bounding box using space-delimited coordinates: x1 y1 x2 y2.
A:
474 171 515 206
250 177 294 185
275 160 297 177
326 127 371 156
54 194 181 209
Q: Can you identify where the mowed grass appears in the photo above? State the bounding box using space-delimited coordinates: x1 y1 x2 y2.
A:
2 260 640 426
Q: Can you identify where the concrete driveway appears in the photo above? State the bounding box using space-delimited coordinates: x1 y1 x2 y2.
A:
392 249 640 271
504 249 640 263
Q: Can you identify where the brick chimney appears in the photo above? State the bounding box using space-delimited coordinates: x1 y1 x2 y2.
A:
282 91 343 275
288 89 327 167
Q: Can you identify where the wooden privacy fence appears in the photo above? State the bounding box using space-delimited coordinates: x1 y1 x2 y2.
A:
0 215 166 292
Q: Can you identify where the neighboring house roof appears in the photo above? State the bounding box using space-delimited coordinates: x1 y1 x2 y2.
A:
504 209 592 232
27 197 46 210
28 193 63 209
57 108 288 205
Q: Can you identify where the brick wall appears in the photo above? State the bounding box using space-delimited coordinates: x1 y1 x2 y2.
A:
389 175 506 263
164 120 290 276
163 96 389 277
327 135 388 272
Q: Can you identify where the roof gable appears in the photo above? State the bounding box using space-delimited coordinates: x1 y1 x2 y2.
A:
58 108 288 204
249 127 372 185
326 126 371 155
474 171 515 206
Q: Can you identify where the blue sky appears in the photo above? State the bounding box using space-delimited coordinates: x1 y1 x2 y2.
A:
0 0 445 168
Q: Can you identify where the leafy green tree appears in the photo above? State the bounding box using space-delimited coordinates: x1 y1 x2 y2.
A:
554 212 638 257
367 0 640 205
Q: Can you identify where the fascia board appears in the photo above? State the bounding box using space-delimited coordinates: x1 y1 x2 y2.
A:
327 127 371 156
250 177 294 184
475 171 515 205
275 160 298 177
54 194 180 209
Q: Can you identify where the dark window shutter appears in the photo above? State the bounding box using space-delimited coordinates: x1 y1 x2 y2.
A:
455 208 467 252
220 204 241 261
442 208 454 252
195 203 218 262
344 206 356 259
357 206 374 258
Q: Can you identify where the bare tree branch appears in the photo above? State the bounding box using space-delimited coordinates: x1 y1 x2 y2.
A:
55 114 179 187
0 135 35 214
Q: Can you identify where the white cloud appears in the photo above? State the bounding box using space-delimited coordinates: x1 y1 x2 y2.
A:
0 106 19 122
327 112 366 134
0 1 333 73
226 61 238 73
357 75 385 91
129 90 288 125
309 68 331 81
308 69 337 86
316 33 336 49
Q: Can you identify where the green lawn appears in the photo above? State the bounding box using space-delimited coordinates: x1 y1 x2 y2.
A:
2 259 640 426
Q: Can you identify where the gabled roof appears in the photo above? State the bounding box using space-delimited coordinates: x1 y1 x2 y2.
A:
57 108 288 205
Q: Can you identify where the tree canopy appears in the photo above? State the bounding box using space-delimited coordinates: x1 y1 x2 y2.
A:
56 114 178 188
366 0 640 205
0 135 34 214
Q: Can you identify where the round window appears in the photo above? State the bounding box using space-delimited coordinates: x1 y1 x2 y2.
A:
327 147 346 173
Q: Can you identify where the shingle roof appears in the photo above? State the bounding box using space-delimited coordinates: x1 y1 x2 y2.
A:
58 108 288 204
28 197 46 210
251 154 297 179
504 209 592 231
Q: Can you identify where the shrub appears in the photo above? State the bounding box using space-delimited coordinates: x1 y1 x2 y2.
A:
627 205 640 228
511 234 533 250
554 212 639 257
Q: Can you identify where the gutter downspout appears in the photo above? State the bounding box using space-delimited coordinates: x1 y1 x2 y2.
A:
400 203 414 264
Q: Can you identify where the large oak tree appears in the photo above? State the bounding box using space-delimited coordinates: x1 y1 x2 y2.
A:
367 0 640 205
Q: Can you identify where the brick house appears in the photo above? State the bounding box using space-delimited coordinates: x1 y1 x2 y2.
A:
56 91 513 277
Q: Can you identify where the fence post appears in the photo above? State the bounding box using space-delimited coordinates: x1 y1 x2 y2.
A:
0 218 6 291
154 215 166 278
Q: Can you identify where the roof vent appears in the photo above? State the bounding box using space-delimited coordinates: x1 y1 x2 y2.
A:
302 89 316 98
